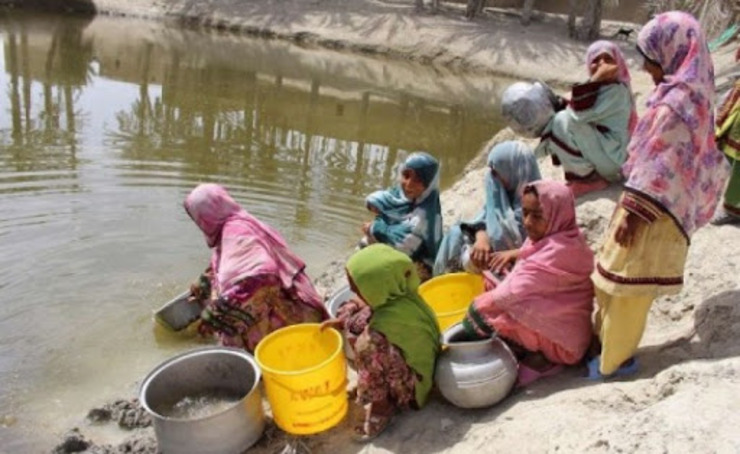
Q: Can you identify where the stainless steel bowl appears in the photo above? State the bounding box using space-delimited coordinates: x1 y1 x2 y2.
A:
325 285 357 362
139 347 265 454
154 291 202 331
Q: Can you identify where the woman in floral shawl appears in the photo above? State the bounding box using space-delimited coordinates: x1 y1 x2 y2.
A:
322 244 440 442
711 46 740 225
462 181 594 386
362 152 443 281
185 183 328 353
433 141 541 276
535 40 637 197
590 12 729 378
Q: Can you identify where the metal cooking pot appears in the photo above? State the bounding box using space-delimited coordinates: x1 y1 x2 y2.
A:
435 323 518 409
139 347 265 454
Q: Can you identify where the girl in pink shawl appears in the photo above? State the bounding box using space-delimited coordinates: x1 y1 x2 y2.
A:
185 183 328 353
591 12 729 378
462 181 594 386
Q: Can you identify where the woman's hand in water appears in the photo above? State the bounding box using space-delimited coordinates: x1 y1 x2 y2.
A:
590 62 619 83
320 318 344 332
488 249 519 273
614 211 642 247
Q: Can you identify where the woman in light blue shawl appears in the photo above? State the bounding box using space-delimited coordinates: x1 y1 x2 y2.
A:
362 152 443 281
433 141 541 276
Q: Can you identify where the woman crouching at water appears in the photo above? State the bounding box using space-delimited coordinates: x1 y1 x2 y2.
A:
462 181 595 386
361 152 443 281
184 183 328 353
321 244 440 442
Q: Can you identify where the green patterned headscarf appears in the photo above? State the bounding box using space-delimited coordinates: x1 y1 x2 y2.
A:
346 244 441 407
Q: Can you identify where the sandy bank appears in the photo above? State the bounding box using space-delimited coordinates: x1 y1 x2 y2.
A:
36 2 740 453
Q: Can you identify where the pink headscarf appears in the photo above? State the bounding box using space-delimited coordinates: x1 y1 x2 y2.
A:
586 40 638 133
623 12 729 236
473 181 594 357
184 184 324 311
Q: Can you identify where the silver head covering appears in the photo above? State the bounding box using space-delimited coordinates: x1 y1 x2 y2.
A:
500 81 555 138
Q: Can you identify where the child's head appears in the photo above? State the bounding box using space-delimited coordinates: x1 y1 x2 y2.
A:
521 185 548 242
400 168 426 200
398 152 439 201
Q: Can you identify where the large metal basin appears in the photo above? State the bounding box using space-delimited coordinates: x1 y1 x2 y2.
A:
139 347 265 454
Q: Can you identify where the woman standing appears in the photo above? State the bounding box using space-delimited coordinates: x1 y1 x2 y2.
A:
590 12 729 378
711 47 740 225
185 183 328 353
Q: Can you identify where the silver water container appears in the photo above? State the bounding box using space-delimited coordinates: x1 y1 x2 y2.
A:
139 347 265 454
325 285 358 362
435 323 518 409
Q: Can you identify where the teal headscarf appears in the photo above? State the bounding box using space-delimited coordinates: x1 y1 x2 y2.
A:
346 244 441 407
433 141 541 275
365 152 443 268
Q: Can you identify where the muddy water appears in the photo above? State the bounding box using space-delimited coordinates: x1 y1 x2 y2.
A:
0 11 508 450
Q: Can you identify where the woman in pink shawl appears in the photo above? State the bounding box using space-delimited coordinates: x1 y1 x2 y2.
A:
462 180 594 386
591 12 729 378
185 183 328 353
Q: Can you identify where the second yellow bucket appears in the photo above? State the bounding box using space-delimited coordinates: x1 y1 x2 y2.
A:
254 323 347 435
418 272 485 331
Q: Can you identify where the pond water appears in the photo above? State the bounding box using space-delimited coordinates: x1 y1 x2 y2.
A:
0 11 507 450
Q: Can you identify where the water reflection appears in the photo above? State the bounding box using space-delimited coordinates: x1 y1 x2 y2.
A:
0 12 506 451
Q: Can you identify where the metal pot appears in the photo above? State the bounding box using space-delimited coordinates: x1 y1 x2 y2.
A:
435 323 518 409
139 347 265 454
325 285 357 362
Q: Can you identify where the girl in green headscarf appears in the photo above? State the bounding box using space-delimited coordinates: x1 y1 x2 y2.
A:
322 244 441 442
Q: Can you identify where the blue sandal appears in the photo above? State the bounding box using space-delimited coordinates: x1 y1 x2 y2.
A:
586 356 639 380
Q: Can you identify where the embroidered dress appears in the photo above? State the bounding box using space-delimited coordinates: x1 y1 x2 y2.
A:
463 181 595 365
184 183 328 353
433 141 541 276
592 12 729 375
536 41 636 182
715 80 740 219
337 301 417 409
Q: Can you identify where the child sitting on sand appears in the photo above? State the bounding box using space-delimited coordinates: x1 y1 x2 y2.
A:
361 152 442 281
321 244 440 442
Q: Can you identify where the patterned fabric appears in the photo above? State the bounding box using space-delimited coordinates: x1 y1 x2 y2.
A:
200 274 325 352
624 11 729 236
463 181 595 362
366 152 443 268
338 302 417 408
585 40 638 133
433 141 541 276
184 184 328 351
345 244 440 407
593 193 689 298
716 80 740 216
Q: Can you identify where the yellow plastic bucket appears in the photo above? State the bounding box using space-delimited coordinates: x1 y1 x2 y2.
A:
418 272 485 331
254 323 348 435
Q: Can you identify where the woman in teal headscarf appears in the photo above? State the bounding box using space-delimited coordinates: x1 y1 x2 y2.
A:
322 244 441 442
433 141 541 276
362 152 443 281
